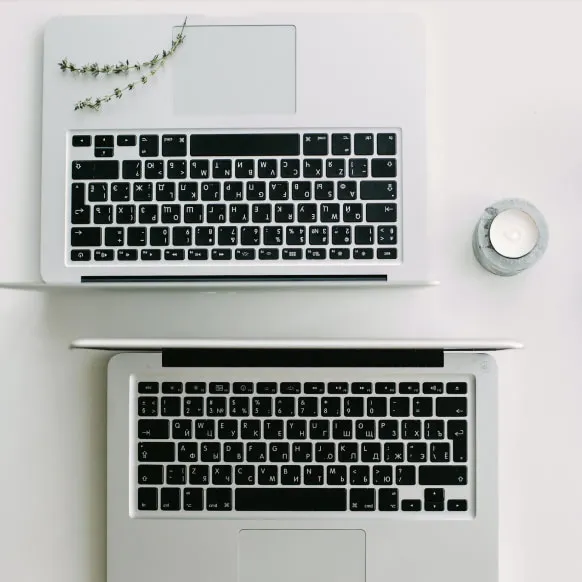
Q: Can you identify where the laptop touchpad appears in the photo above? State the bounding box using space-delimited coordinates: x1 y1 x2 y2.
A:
173 25 296 115
238 530 365 582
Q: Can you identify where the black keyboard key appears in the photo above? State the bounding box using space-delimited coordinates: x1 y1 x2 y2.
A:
188 251 208 263
333 420 353 440
72 160 118 180
72 135 91 147
150 227 169 246
93 205 113 225
321 397 341 417
138 382 159 394
298 204 317 223
209 382 230 394
275 203 294 223
161 396 180 416
138 464 164 485
138 419 169 439
212 249 232 260
190 160 210 179
355 225 373 245
371 158 397 177
184 382 205 395
206 488 232 511
167 160 187 179
292 181 312 201
184 205 204 224
232 382 253 395
367 397 387 417
447 382 468 394
361 443 381 462
189 465 209 485
298 397 318 417
378 420 399 440
202 184 221 202
253 397 272 417
241 227 261 246
396 466 416 485
286 226 306 245
306 248 326 260
366 203 397 223
116 205 135 224
94 148 113 158
139 135 159 157
353 248 372 259
448 420 467 462
413 397 433 417
375 382 396 394
360 180 397 200
326 465 346 485
377 248 398 260
162 382 183 394
191 134 300 157
217 417 237 437
430 443 450 463
351 382 372 394
402 500 421 512
303 158 323 178
269 182 289 201
138 442 174 462
331 227 351 246
166 464 187 485
229 204 249 224
423 382 444 394
138 204 159 225
162 134 187 157
425 488 445 503
384 443 404 462
141 249 160 261
378 488 398 511
177 182 197 201
178 442 198 462
400 383 420 394
246 181 266 201
337 180 357 200
236 488 346 511
207 397 227 417
137 487 158 510
252 204 271 223
230 397 250 417
88 182 108 202
111 182 130 202
71 183 90 225
134 183 153 202
183 488 204 511
212 465 233 486
349 488 375 511
233 159 253 179
122 160 141 180
315 180 335 199
308 226 328 246
328 382 348 394
195 226 215 246
235 465 255 485
278 465 299 485
288 420 308 441
258 465 279 485
320 203 340 223
311 422 331 441
256 382 276 395
71 227 101 247
304 466 324 486
157 487 182 511
246 442 267 462
344 397 364 417
349 159 368 177
377 133 397 155
303 382 324 395
279 382 300 395
258 159 277 178
425 420 445 440
127 227 148 246
183 398 203 417
138 396 157 417
356 421 376 441
117 135 136 147
172 226 192 247
343 203 363 223
354 133 374 155
339 443 358 462
224 442 244 462
373 465 393 486
402 420 422 440
259 248 279 260
92 136 113 148
377 225 397 245
407 442 427 462
282 248 302 260
303 133 328 155
264 226 283 246
201 442 221 462
325 160 345 179
437 397 467 417
448 500 468 511
419 465 467 485
264 420 284 440
145 160 164 179
332 133 351 155
275 397 295 417
350 466 371 486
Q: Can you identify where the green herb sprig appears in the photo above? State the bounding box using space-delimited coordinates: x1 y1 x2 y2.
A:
58 17 187 111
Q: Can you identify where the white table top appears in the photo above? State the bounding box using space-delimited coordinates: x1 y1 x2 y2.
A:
0 1 580 581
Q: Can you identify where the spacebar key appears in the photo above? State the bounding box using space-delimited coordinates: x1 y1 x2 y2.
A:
236 488 346 511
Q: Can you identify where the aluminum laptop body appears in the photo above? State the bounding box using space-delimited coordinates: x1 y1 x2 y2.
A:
72 338 520 582
42 13 429 287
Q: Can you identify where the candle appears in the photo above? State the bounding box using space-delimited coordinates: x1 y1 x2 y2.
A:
488 208 539 258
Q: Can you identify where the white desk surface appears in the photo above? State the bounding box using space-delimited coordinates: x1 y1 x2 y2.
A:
0 0 580 580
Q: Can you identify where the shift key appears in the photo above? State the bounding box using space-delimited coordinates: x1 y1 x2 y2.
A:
72 160 119 180
71 227 101 247
419 465 467 485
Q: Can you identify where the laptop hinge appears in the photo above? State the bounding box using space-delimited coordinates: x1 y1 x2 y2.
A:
162 348 444 368
80 275 387 283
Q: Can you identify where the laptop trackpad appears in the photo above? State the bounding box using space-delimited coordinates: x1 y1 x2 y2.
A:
238 530 365 582
173 25 296 115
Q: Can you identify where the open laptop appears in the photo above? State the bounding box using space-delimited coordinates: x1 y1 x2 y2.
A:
72 338 520 582
42 13 429 286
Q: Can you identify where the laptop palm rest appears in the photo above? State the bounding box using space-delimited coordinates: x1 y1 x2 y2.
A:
238 529 365 582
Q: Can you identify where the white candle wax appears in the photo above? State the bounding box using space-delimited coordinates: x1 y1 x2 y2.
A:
489 209 539 258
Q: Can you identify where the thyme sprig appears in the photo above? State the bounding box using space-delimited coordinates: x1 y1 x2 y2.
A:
58 17 187 111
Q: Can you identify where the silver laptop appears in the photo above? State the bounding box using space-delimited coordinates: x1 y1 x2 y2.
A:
42 13 429 286
72 338 520 582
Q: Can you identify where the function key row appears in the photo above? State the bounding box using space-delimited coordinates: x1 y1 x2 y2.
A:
138 381 468 395
72 133 397 157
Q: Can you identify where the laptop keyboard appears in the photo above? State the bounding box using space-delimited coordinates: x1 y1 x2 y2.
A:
68 129 400 265
134 375 471 515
